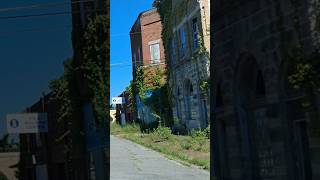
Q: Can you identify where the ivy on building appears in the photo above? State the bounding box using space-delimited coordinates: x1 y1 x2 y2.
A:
155 0 210 127
274 0 320 136
49 58 79 124
50 14 109 129
125 80 136 110
134 65 173 127
80 14 109 127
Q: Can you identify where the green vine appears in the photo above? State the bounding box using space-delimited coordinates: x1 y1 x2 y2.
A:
285 0 320 136
134 64 173 127
49 58 79 124
200 79 209 92
80 14 109 127
125 80 136 111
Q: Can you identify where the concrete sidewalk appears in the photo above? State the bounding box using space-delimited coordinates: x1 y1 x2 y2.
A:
110 135 210 180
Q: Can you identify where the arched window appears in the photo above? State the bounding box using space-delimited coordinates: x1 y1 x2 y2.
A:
235 53 271 179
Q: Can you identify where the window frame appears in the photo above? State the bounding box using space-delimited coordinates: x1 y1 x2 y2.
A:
192 18 199 51
149 43 161 64
179 25 187 58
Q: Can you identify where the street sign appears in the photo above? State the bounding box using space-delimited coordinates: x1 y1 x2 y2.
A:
111 97 124 104
6 113 48 134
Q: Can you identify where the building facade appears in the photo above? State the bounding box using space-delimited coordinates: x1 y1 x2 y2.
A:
130 8 166 77
157 0 210 131
115 90 136 124
211 0 320 179
130 8 167 124
19 93 71 180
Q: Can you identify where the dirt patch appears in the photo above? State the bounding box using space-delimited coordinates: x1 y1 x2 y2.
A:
0 152 19 180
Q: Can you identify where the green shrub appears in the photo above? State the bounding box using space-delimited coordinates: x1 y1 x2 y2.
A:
181 139 193 150
190 129 207 139
188 128 210 152
204 124 210 139
151 126 172 142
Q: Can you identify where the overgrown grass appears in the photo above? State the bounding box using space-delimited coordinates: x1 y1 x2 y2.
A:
110 122 210 170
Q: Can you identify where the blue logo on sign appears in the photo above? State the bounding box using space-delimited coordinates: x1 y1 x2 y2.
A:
10 119 19 128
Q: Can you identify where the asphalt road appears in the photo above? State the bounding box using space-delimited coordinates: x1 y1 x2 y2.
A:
110 135 210 180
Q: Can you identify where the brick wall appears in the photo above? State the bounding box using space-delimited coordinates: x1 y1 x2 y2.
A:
212 0 320 179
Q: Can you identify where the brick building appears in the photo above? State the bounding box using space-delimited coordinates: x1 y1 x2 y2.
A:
19 93 70 180
211 0 320 179
130 8 167 124
155 0 210 131
130 8 166 77
115 90 135 124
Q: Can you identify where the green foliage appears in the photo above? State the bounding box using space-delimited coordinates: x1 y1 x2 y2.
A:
134 66 173 128
288 51 320 91
190 129 207 139
151 126 172 142
149 68 165 88
199 80 209 92
135 66 146 99
287 50 320 137
125 81 136 110
81 14 109 126
181 139 192 150
49 58 76 123
0 134 8 147
204 124 210 139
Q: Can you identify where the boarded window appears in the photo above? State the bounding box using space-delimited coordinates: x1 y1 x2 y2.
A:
150 43 160 64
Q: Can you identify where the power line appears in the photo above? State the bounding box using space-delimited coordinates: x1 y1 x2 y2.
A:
0 0 95 13
0 9 103 20
0 25 72 37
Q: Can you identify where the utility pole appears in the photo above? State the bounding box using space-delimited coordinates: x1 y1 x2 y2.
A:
41 92 49 180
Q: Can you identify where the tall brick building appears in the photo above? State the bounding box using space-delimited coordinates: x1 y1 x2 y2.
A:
130 8 165 76
19 93 70 180
130 8 167 123
212 0 320 179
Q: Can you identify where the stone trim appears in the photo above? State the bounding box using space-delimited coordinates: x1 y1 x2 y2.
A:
148 39 161 45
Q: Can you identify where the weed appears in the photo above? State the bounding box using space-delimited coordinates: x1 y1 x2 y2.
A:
151 126 172 142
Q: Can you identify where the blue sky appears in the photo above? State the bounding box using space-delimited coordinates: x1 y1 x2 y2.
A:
110 0 154 99
0 0 73 137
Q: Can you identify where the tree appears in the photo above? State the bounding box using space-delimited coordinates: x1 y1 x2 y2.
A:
0 134 9 147
80 14 109 127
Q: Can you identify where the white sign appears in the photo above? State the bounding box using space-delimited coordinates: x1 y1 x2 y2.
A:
6 113 48 134
111 97 124 104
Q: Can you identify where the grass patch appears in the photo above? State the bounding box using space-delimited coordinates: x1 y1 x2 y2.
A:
110 122 210 170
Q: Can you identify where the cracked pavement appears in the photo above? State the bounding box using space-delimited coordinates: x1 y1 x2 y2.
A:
110 135 210 180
